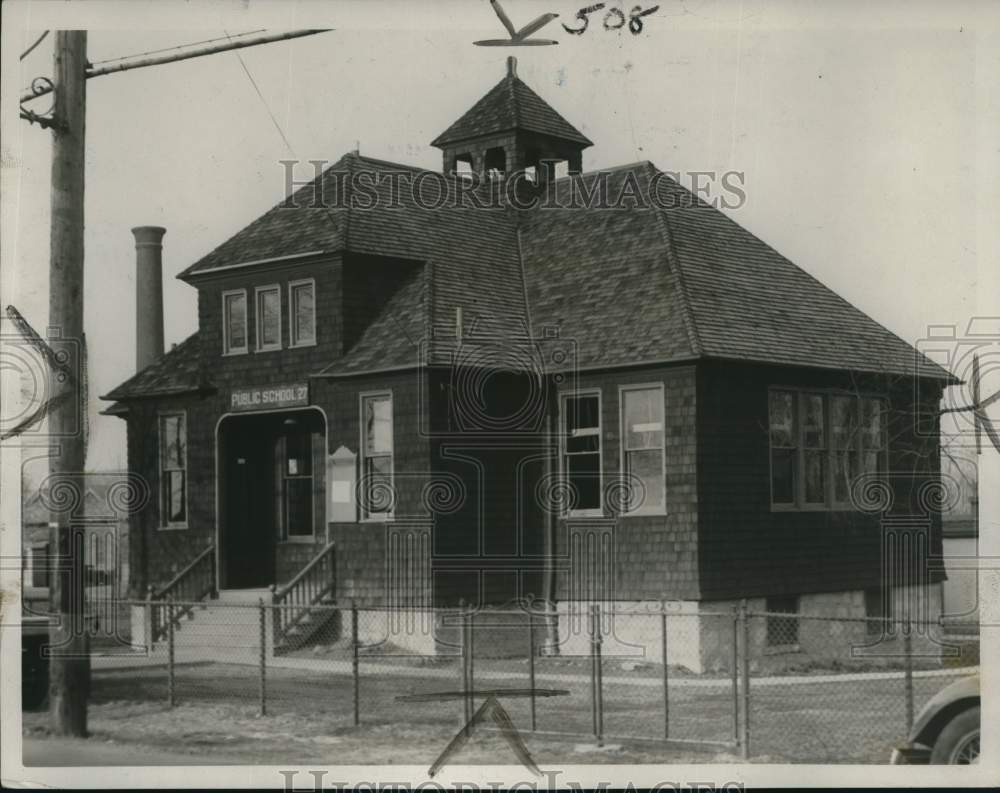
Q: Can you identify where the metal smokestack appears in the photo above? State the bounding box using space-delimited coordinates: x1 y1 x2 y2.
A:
132 226 166 372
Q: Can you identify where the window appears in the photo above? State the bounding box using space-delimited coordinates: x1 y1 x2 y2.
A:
802 394 826 504
222 290 248 355
255 285 282 351
454 154 473 180
620 384 665 514
158 412 187 527
485 146 506 180
769 391 797 504
561 392 602 514
277 428 314 540
769 389 887 509
830 395 858 504
766 596 800 647
289 279 316 347
860 398 886 480
360 393 394 519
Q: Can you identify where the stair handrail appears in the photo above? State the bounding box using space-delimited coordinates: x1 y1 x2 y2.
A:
273 541 336 603
272 541 336 645
149 544 215 641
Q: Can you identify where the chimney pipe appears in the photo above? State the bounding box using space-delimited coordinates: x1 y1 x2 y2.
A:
132 226 166 372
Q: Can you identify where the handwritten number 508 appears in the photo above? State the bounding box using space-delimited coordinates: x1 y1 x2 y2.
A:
563 4 660 35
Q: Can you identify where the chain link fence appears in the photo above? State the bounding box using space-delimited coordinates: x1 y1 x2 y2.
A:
54 598 978 763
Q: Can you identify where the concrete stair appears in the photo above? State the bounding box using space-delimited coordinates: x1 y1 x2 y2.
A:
166 589 272 662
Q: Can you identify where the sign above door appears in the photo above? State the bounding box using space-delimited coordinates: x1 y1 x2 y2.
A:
230 382 309 412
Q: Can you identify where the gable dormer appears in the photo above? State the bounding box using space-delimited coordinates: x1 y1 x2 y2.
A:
431 57 592 184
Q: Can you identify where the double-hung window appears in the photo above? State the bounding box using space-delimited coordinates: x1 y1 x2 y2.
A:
360 393 394 519
255 285 282 351
769 389 887 509
620 384 666 514
561 392 602 515
289 279 316 347
159 412 187 527
222 289 248 355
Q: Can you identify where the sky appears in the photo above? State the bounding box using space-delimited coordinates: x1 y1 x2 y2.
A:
2 0 998 474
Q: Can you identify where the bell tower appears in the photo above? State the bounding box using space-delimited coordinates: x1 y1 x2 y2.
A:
431 57 592 184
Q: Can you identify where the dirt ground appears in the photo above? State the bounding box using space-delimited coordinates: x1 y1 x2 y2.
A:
22 660 973 765
22 701 734 767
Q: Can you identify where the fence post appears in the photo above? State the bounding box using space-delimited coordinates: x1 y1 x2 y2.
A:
145 584 155 649
351 600 360 727
528 608 537 732
258 598 267 717
590 603 604 746
460 600 472 728
166 598 175 708
903 623 914 733
661 602 670 740
731 607 740 746
739 599 750 760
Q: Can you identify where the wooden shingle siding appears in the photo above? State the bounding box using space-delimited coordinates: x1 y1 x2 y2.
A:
196 254 342 372
553 364 699 602
695 360 945 602
316 371 431 606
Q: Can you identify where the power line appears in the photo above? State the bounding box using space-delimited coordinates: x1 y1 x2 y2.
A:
223 33 421 353
20 30 49 60
225 31 297 156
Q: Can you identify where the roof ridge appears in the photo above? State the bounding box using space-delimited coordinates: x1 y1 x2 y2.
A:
647 165 703 358
509 72 521 128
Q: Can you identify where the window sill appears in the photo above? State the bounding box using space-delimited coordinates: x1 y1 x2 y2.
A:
278 536 316 544
158 524 189 531
222 349 248 357
289 340 317 350
254 345 282 354
565 509 604 519
360 515 394 524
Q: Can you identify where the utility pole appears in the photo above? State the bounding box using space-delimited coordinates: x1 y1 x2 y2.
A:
19 26 332 738
47 29 89 737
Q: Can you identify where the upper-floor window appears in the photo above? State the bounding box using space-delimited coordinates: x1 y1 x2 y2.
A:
561 391 602 515
360 393 394 520
620 384 666 515
159 412 187 528
255 284 282 351
288 279 316 348
222 289 248 355
769 389 887 509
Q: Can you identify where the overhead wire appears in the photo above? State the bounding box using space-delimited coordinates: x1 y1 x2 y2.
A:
20 30 49 61
221 30 421 352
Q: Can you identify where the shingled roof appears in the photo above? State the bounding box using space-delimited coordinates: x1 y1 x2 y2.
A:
105 156 951 404
103 333 210 401
519 163 953 380
430 67 592 148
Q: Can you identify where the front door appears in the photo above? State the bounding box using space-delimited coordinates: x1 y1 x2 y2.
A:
222 428 275 588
